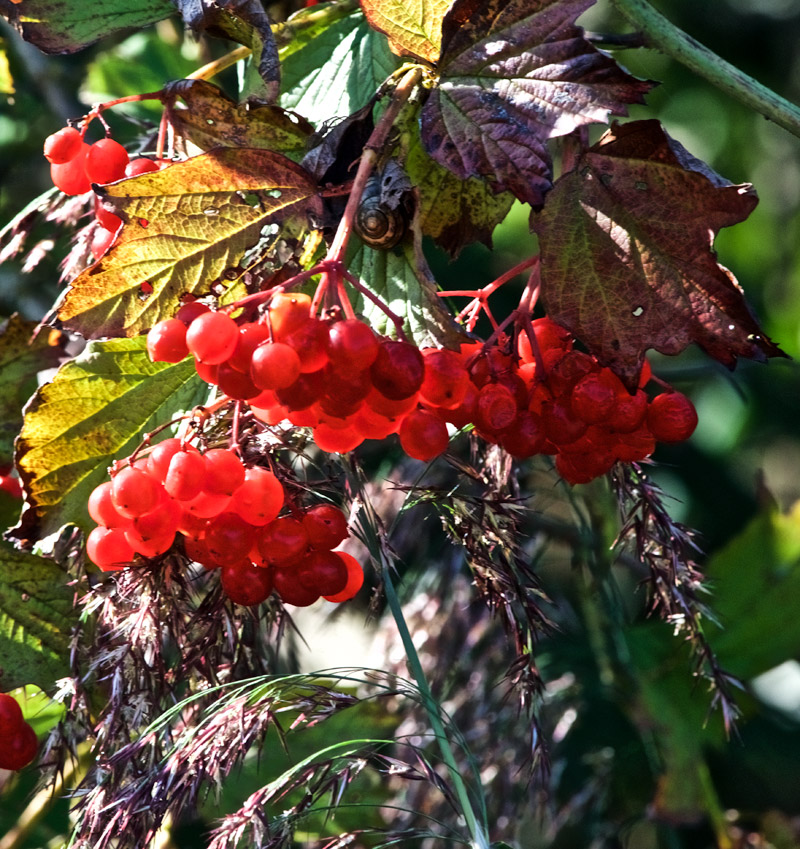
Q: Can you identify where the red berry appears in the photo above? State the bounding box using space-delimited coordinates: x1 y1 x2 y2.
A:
276 369 326 412
475 382 517 434
43 127 82 165
370 341 424 400
398 408 449 461
205 512 258 565
500 410 546 458
165 450 207 501
0 475 23 499
328 319 379 370
272 567 320 607
147 318 189 363
85 138 129 185
180 489 231 519
221 560 274 606
250 342 302 391
257 516 309 566
268 292 312 341
570 372 618 424
312 422 364 454
50 143 91 195
217 362 261 400
129 498 180 546
203 449 245 496
228 323 271 373
94 197 122 232
646 392 698 443
285 318 330 373
301 504 349 550
86 526 135 571
322 552 364 603
124 157 160 177
146 438 184 483
186 311 240 365
175 300 211 326
111 465 160 518
89 225 119 260
607 388 648 433
420 349 470 409
541 400 588 446
230 467 283 526
0 722 38 770
0 694 24 737
295 550 348 597
88 481 128 528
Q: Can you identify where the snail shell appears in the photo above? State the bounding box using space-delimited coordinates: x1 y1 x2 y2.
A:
354 173 407 250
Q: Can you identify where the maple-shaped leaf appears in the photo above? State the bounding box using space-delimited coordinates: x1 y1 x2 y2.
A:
167 79 312 160
360 0 451 63
170 0 279 102
420 0 651 206
532 119 786 388
58 148 323 339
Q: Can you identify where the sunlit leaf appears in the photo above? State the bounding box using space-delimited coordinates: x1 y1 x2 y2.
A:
360 0 452 63
0 542 73 693
420 0 651 206
58 148 323 339
532 120 785 388
0 0 174 53
13 337 208 543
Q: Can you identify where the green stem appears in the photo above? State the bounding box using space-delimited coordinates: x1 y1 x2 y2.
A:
610 0 800 139
379 554 491 849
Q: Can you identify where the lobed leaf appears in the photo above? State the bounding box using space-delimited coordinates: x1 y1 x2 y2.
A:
167 79 313 160
532 119 785 387
280 10 399 124
13 337 208 543
420 0 651 206
360 0 452 63
0 0 174 54
58 148 323 339
0 315 63 467
0 541 74 693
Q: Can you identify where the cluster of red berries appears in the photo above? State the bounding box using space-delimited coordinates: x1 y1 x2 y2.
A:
146 298 697 483
0 694 37 771
86 439 364 607
43 125 166 259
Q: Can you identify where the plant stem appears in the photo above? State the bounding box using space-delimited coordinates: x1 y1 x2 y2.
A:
611 0 800 139
379 553 490 849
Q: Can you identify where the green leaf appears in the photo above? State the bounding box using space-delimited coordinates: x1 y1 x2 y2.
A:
403 121 514 255
14 337 209 543
0 36 13 95
58 148 323 339
0 541 74 693
532 120 784 388
280 10 399 124
360 0 451 63
703 501 800 680
0 0 175 54
420 0 651 206
168 79 313 160
0 315 64 468
346 237 465 348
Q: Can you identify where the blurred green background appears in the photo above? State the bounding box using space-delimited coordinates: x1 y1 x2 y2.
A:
2 1 800 847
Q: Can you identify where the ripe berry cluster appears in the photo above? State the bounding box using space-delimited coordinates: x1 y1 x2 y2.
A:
0 694 37 771
147 300 697 483
86 439 363 607
43 126 166 259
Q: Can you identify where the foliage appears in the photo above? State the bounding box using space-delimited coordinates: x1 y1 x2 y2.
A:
1 0 800 848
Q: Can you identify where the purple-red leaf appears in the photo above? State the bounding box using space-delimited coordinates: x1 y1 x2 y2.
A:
420 0 651 206
532 120 786 388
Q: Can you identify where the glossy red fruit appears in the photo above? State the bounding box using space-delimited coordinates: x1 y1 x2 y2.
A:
257 516 309 566
205 512 258 565
0 694 24 737
250 342 302 391
203 449 245 496
370 341 424 400
165 450 207 501
276 369 326 411
0 475 22 499
398 408 449 461
500 410 546 458
89 225 119 260
186 311 240 365
272 567 320 607
50 142 91 195
230 467 283 526
646 392 698 443
607 388 648 433
175 300 211 326
541 400 588 446
94 197 123 232
570 372 618 424
88 481 129 528
146 438 184 483
302 504 348 550
86 526 135 571
517 317 572 362
285 318 330 373
296 550 348 596
43 127 82 164
267 292 312 341
85 138 130 184
217 362 261 400
111 466 160 518
180 489 231 519
147 318 189 363
328 319 379 370
312 422 363 454
0 722 38 770
475 382 517 434
124 157 161 177
130 498 180 545
322 552 364 603
228 323 271 373
420 349 470 409
221 560 274 606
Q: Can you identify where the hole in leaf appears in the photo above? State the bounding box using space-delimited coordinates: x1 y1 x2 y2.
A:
632 306 644 317
267 189 282 199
